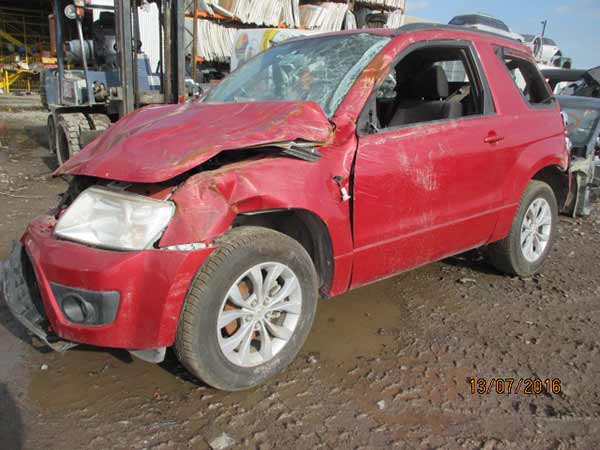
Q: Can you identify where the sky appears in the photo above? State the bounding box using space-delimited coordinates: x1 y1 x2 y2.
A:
405 0 599 69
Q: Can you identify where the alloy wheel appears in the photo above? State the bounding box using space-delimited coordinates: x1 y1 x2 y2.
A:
217 262 302 368
520 197 552 263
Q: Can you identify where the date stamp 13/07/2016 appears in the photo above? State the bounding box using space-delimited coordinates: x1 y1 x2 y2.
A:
468 378 562 395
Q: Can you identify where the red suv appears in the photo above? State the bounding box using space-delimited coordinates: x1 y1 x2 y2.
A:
2 25 569 390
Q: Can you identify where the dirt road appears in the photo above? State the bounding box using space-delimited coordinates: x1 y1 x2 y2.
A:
1 96 599 450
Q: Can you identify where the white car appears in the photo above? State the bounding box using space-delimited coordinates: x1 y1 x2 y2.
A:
449 14 523 42
521 34 571 69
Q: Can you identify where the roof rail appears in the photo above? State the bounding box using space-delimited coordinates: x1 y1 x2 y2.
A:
393 22 521 42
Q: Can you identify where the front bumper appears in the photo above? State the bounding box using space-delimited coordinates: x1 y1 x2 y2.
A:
1 215 214 350
1 241 77 352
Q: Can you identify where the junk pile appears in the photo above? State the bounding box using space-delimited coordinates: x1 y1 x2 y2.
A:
186 0 406 65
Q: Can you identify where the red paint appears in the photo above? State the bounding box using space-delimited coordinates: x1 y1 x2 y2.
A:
18 28 567 350
55 101 333 183
22 216 214 348
352 115 509 287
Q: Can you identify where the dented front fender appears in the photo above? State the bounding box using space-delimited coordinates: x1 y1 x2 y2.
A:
159 155 348 248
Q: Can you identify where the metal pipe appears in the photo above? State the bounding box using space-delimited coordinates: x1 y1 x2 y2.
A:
132 2 141 107
163 1 172 103
174 0 185 101
192 0 198 82
75 16 94 106
85 4 115 10
115 0 135 116
53 0 65 104
157 3 163 82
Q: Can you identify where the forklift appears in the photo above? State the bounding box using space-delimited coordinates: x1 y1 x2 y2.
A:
43 0 185 165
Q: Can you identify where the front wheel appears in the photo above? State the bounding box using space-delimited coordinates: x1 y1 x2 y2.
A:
487 180 558 276
175 226 319 391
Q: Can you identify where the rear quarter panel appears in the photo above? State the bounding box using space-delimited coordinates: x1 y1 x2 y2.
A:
474 41 568 241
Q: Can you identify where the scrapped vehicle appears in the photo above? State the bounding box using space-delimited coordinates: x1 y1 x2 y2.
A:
558 96 600 216
543 66 600 98
522 34 571 69
1 24 569 391
449 14 523 42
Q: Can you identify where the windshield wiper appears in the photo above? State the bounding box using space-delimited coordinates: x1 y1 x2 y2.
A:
271 141 322 162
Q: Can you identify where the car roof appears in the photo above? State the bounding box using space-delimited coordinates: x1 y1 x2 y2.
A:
392 23 521 43
556 95 600 110
286 23 528 51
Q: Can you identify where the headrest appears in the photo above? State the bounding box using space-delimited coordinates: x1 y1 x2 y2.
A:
409 65 449 100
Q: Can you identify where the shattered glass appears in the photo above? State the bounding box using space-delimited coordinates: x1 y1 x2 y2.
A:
205 33 390 117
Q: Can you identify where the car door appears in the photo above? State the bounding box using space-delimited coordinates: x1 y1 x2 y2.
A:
351 41 506 288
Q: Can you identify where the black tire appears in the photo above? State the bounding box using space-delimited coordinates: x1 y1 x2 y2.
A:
55 113 90 166
488 180 558 276
175 226 319 391
88 113 111 133
47 115 56 154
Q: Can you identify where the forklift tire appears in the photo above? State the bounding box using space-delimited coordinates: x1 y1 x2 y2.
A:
88 113 112 133
40 73 49 111
47 115 56 154
55 113 90 166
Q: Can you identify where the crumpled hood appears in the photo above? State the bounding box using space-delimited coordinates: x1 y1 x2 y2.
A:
55 100 334 183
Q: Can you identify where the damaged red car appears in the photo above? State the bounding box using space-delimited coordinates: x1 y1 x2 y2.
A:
1 24 570 391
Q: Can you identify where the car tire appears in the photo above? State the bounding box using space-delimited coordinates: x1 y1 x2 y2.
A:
175 226 319 391
488 180 558 276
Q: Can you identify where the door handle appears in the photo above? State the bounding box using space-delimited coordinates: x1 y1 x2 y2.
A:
484 133 505 144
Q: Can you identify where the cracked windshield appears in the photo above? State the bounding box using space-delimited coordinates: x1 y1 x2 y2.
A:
205 33 390 117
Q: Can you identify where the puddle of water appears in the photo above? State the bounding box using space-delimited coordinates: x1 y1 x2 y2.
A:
304 277 412 362
27 274 418 410
28 347 187 410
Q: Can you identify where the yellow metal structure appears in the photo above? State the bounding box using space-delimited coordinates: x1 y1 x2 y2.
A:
0 28 27 50
0 69 37 93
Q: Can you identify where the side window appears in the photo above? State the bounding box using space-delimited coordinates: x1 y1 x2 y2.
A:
373 44 487 130
498 50 553 105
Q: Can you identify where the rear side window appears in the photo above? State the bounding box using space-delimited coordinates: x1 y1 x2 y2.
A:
498 49 553 106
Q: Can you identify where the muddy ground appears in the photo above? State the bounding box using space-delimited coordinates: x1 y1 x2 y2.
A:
1 95 599 450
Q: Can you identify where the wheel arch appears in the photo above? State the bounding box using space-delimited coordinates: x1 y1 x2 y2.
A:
491 162 568 243
531 164 569 211
232 209 334 297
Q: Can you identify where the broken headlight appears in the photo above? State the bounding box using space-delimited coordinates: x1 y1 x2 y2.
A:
54 187 175 251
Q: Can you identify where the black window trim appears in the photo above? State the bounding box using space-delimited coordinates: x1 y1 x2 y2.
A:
357 39 496 136
495 46 556 110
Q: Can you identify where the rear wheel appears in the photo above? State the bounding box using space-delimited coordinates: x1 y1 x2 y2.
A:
175 226 319 391
55 113 90 166
488 180 558 276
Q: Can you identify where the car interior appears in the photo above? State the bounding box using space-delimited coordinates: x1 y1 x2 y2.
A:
375 46 484 129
